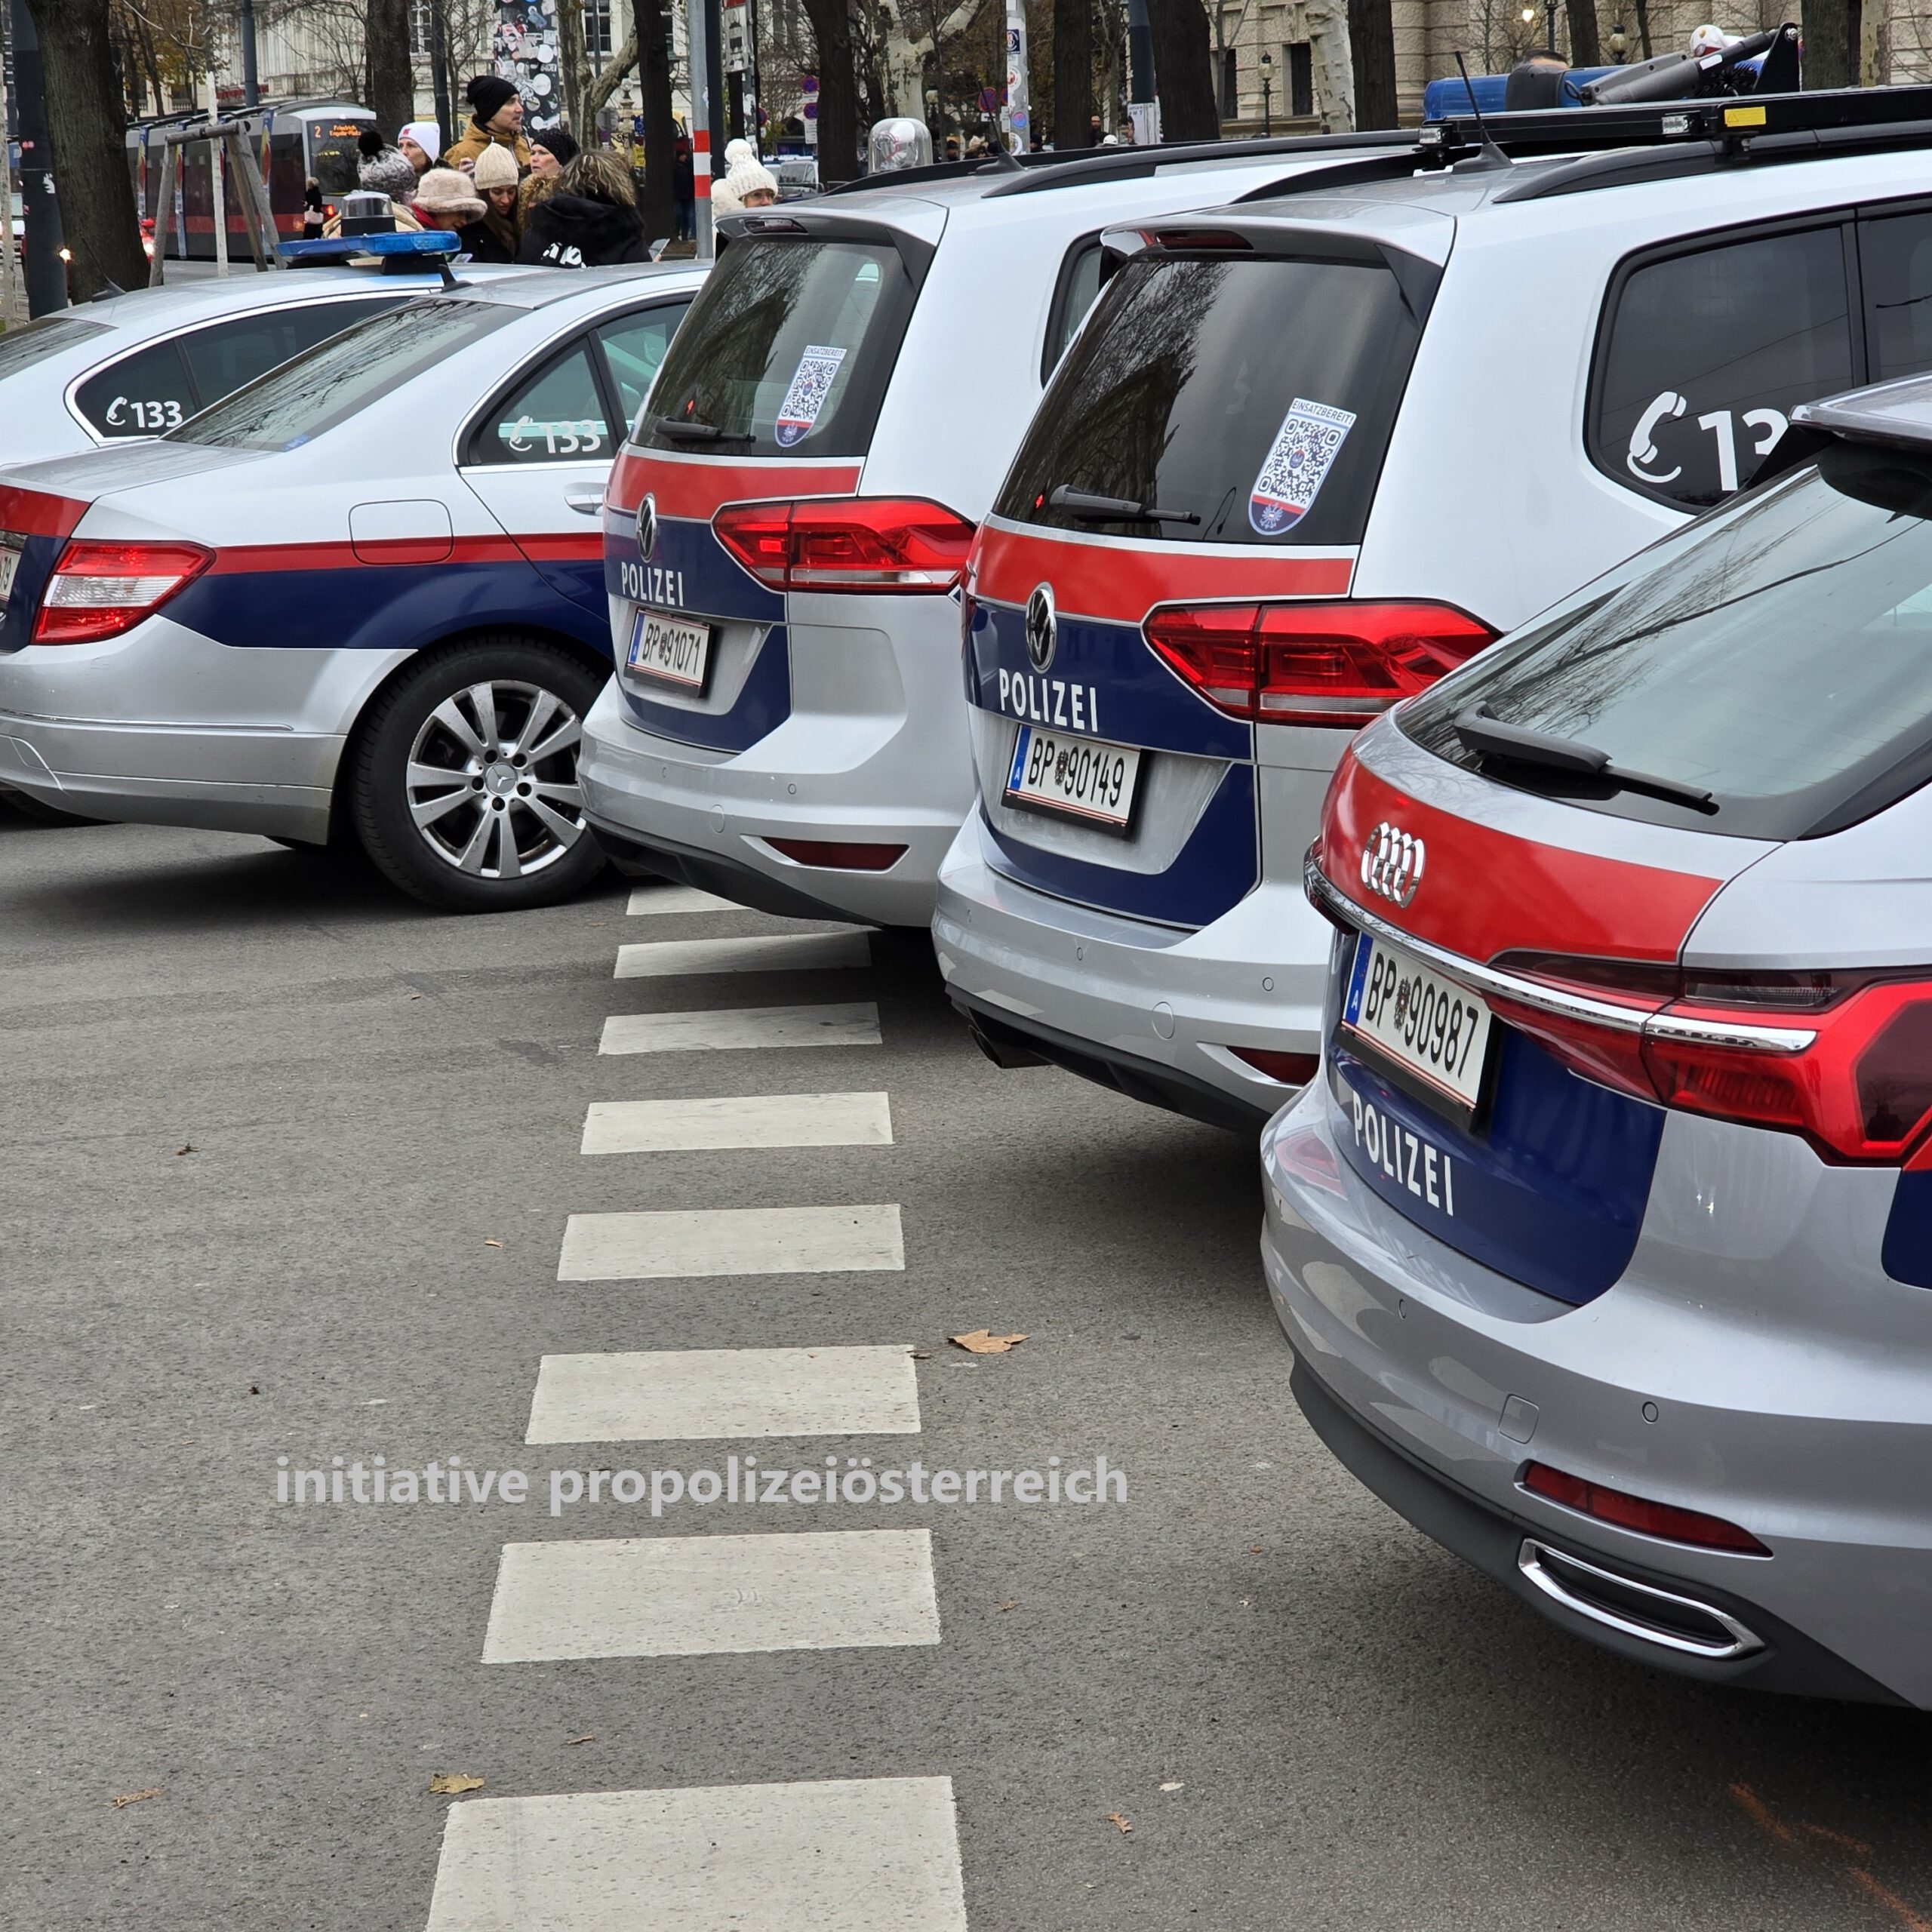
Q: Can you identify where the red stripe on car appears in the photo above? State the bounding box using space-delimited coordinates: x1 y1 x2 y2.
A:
1321 746 1724 963
605 451 863 520
971 518 1355 625
0 488 89 540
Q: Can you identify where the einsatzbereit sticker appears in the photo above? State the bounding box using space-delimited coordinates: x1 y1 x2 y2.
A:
1248 396 1358 536
773 344 848 448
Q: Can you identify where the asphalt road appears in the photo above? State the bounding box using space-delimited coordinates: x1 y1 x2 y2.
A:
8 804 1932 1931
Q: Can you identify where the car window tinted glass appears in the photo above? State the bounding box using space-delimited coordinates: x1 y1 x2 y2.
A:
996 253 1423 546
74 340 195 436
180 299 401 406
1401 446 1932 839
1861 208 1932 384
170 300 512 450
596 300 690 432
0 314 109 383
1047 242 1103 370
1592 226 1856 510
480 341 611 463
633 240 914 457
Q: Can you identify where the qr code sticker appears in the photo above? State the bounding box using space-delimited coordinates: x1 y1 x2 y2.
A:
774 344 848 448
1248 397 1357 536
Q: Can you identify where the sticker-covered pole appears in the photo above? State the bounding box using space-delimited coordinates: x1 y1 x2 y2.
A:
1002 0 1030 152
688 0 713 257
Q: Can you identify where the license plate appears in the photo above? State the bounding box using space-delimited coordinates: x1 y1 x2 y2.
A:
625 608 711 691
0 541 20 609
1341 933 1494 1121
1003 724 1140 833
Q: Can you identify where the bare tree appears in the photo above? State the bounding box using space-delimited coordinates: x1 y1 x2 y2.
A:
366 0 414 136
1348 0 1396 128
1804 0 1860 86
801 0 860 180
1053 0 1091 143
24 0 147 297
1146 0 1217 139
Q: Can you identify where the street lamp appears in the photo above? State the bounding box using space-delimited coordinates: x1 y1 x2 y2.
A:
1607 20 1629 55
1260 51 1272 137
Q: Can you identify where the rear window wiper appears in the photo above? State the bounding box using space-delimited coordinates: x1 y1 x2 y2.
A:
1048 484 1200 526
1451 704 1717 813
654 414 753 444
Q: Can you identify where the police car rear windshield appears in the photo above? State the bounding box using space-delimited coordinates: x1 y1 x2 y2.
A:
1401 444 1932 841
170 299 514 451
632 238 912 457
995 252 1422 546
0 315 109 383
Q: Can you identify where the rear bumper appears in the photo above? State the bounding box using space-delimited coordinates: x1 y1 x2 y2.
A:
931 809 1331 1129
1260 1080 1932 1707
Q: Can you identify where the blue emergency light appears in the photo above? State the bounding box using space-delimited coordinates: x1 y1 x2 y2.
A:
277 230 463 263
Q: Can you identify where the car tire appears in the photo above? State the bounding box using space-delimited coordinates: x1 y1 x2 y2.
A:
349 637 609 913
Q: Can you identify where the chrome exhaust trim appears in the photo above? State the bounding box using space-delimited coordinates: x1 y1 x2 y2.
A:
1517 1538 1766 1660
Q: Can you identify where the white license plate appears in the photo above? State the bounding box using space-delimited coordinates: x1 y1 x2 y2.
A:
626 608 711 691
0 543 20 608
1003 724 1140 833
1341 933 1494 1119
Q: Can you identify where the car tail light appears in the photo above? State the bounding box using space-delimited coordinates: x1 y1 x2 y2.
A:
1521 1462 1769 1555
713 498 975 594
764 838 906 871
1227 1046 1320 1085
33 540 214 645
1143 601 1494 727
1485 951 1932 1165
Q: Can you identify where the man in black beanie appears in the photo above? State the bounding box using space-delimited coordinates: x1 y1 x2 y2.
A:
445 75 531 174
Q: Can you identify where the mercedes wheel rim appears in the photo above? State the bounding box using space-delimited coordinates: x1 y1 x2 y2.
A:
405 678 587 881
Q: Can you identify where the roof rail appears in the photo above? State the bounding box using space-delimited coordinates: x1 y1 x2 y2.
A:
816 152 1068 198
983 128 1412 196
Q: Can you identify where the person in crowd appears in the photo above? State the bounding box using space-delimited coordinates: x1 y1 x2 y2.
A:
528 128 579 177
462 144 522 261
722 152 779 211
709 137 755 217
943 135 961 160
672 131 695 242
356 128 420 202
411 166 487 237
398 122 442 174
445 75 531 174
1088 112 1103 144
518 158 565 232
516 150 650 267
1503 46 1569 109
301 177 326 238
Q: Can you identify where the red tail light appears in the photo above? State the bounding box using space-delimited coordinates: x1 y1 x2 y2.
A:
1522 1462 1769 1555
1487 952 1932 1166
1228 1046 1320 1085
764 838 906 871
34 540 214 644
1143 601 1494 727
713 498 975 594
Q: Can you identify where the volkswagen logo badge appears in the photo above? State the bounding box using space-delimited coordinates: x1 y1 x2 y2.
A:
1361 820 1426 908
635 491 659 564
1024 582 1056 672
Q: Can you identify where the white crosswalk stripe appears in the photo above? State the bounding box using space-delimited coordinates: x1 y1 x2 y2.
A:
426 1777 968 1932
626 883 743 915
614 932 871 979
525 1344 922 1443
582 1091 894 1154
558 1204 905 1280
481 1527 941 1661
600 1003 883 1054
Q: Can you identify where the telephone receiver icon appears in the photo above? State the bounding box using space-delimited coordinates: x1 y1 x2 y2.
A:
1628 390 1687 483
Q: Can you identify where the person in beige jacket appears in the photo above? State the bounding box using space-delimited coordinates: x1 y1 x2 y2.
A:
444 75 532 174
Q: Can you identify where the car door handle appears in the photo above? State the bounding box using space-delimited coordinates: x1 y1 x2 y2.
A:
565 486 605 516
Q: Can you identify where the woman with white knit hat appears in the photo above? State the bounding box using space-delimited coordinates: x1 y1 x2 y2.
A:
398 122 442 175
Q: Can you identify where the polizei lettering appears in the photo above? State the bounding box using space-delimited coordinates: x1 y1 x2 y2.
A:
995 666 1100 738
618 561 686 608
1347 1084 1456 1216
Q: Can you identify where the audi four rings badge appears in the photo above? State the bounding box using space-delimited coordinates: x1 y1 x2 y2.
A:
1024 583 1057 672
1362 820 1425 906
635 492 658 563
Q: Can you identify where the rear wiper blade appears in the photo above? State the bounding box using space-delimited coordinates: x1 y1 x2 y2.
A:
654 414 752 443
1451 704 1716 813
1049 484 1200 526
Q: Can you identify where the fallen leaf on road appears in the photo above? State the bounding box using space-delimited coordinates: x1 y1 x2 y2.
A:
430 1774 485 1795
408 992 422 1001
566 1734 595 1746
1160 1782 1184 1792
909 1350 932 1360
997 1601 1019 1613
175 1145 196 1157
1250 1546 1263 1554
1106 1812 1133 1833
949 1330 1027 1355
482 1239 504 1249
589 921 606 928
112 1788 162 1808
248 1386 260 1396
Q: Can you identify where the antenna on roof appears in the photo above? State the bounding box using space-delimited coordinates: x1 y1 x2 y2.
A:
1451 51 1514 171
